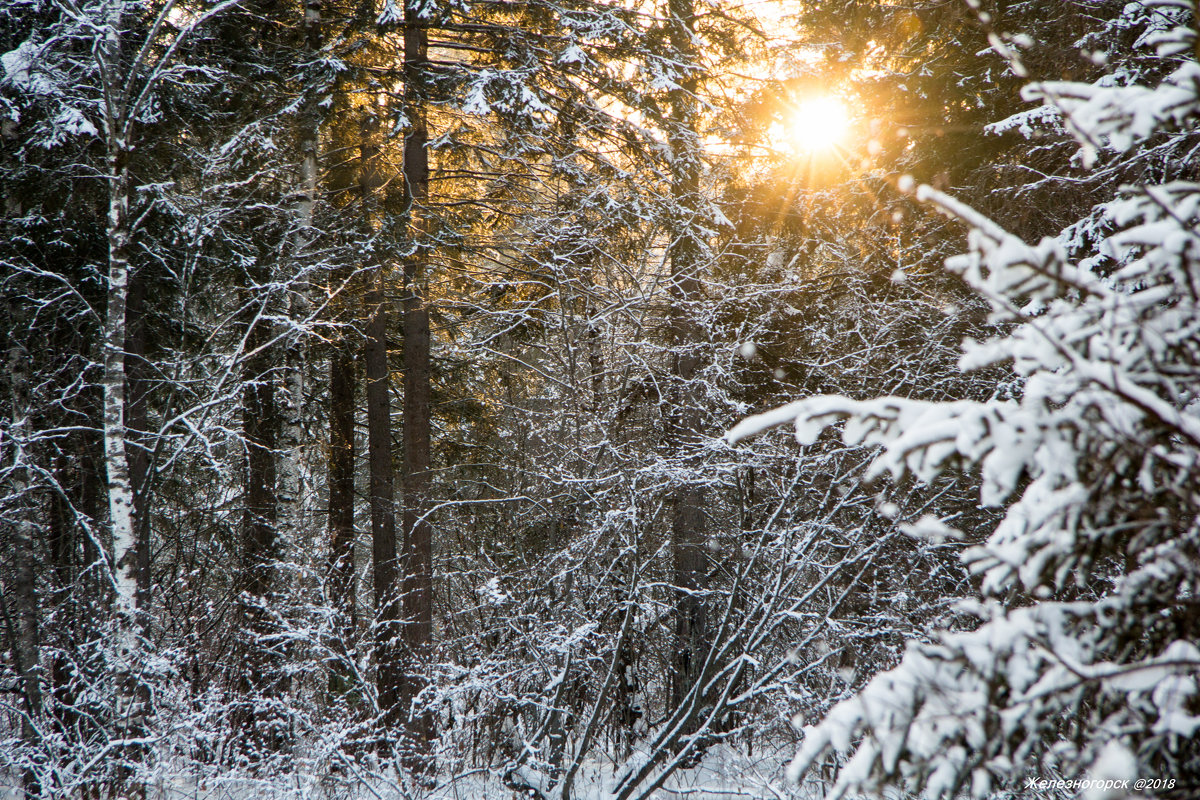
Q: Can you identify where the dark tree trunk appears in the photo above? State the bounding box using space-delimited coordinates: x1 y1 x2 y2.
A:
327 334 358 672
669 487 707 709
238 275 286 754
48 453 77 725
4 320 43 800
242 325 278 611
400 0 434 771
123 261 159 783
49 429 106 800
358 91 404 742
664 0 711 745
364 271 403 738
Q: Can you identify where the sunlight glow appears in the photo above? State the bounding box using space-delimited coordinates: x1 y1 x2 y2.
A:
779 95 851 154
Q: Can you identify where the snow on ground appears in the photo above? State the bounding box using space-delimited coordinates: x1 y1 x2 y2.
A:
1 742 828 800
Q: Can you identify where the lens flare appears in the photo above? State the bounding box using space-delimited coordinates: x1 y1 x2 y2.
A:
788 95 850 152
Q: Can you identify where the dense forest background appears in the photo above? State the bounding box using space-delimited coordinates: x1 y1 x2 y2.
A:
2 0 1199 798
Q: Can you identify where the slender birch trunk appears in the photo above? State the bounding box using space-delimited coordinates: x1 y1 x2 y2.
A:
97 5 158 787
277 0 324 544
102 63 148 799
278 333 306 542
103 121 139 630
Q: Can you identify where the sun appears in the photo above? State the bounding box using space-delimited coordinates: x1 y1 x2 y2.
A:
775 95 851 154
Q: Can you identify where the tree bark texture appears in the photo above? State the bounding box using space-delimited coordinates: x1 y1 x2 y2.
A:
238 270 287 751
356 88 405 740
278 0 325 548
104 134 140 632
365 273 403 736
99 9 151 782
327 333 358 675
664 0 711 740
400 0 435 769
4 318 44 799
125 270 151 616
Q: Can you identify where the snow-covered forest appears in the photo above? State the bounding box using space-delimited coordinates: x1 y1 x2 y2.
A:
2 0 1198 797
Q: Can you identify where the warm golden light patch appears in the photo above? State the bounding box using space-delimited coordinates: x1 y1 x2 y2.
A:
785 95 851 152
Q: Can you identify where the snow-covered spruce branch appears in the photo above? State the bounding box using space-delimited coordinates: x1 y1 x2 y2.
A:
726 13 1200 793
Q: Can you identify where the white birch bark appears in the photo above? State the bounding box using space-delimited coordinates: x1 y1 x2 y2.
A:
100 0 140 628
96 0 191 622
279 306 307 542
277 0 324 543
97 11 149 769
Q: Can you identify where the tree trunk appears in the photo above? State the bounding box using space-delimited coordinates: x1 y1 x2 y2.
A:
278 0 324 550
102 79 147 789
125 270 151 617
238 275 286 753
327 332 358 682
103 124 140 636
669 487 707 707
278 332 306 544
359 104 403 744
364 270 403 738
664 0 711 746
400 0 434 771
4 320 43 799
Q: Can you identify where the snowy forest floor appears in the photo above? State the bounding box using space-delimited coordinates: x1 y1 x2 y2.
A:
1 743 832 800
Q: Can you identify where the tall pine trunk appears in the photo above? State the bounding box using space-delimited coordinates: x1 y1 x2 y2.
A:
361 117 404 741
365 271 402 737
237 259 287 754
400 0 434 770
327 332 358 674
664 0 710 745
